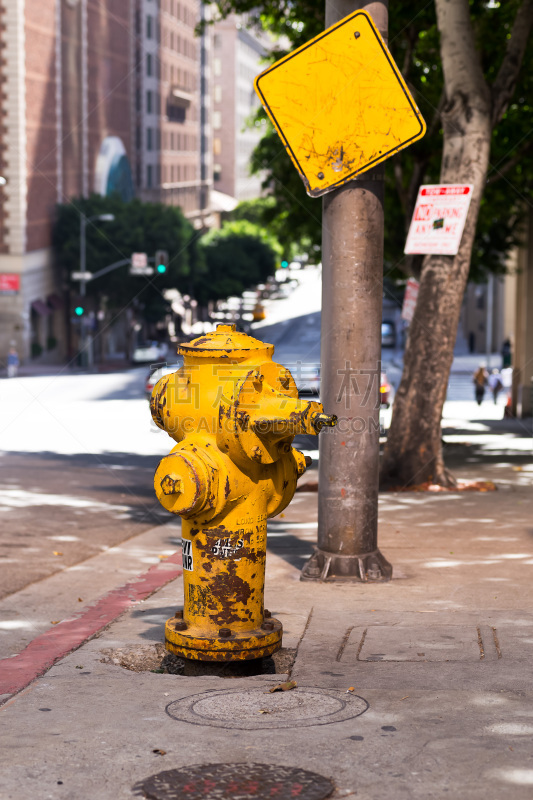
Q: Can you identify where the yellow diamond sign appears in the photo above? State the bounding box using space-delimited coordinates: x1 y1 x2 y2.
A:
254 11 426 198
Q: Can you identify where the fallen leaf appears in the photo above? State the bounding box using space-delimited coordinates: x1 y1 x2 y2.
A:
153 749 166 756
258 709 270 714
78 598 83 602
75 665 83 669
51 621 60 625
158 554 169 560
346 687 355 693
53 551 63 556
269 680 297 693
513 466 523 472
400 696 409 701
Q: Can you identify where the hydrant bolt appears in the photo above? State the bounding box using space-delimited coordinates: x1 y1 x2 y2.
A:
219 628 232 639
160 475 182 496
264 609 271 618
174 621 187 631
174 610 183 620
261 620 275 631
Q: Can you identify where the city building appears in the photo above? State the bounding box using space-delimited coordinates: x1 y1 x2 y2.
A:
211 15 268 202
134 0 213 227
0 0 133 363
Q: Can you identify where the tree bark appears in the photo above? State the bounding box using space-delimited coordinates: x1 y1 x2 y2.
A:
381 0 493 488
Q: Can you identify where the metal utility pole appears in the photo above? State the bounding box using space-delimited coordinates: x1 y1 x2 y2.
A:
486 273 494 371
302 0 392 582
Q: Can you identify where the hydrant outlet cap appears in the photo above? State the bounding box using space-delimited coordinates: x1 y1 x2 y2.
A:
178 327 274 359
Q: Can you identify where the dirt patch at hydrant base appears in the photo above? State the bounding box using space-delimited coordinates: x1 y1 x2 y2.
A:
100 644 296 677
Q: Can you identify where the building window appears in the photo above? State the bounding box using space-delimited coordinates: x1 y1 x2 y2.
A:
214 33 221 49
146 53 153 76
147 164 153 188
214 164 221 182
213 137 221 155
146 14 153 38
213 111 222 130
213 58 221 77
147 128 153 150
136 125 141 149
136 88 141 111
214 84 222 103
146 90 152 113
167 101 186 123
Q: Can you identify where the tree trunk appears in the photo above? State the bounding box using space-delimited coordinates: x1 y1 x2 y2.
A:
381 0 493 488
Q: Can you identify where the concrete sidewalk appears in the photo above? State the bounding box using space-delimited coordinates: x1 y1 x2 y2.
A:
1 452 533 799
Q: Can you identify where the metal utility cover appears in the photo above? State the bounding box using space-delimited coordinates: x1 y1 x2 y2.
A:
135 763 334 800
254 10 426 197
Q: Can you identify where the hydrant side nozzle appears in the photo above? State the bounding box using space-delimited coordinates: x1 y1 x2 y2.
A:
154 450 220 518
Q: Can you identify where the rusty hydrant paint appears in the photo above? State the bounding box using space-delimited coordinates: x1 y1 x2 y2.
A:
151 324 336 662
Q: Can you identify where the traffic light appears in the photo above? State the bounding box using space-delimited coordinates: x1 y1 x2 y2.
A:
155 249 169 274
281 260 289 268
74 305 85 316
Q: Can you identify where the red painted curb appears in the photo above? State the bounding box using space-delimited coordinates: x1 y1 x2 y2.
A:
0 553 183 699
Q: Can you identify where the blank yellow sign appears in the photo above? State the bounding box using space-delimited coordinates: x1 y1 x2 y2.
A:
254 11 426 197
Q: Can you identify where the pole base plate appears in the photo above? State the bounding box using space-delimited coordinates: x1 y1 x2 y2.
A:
300 547 392 582
165 617 283 662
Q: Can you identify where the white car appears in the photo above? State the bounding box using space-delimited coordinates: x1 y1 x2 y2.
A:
132 341 169 364
145 361 183 399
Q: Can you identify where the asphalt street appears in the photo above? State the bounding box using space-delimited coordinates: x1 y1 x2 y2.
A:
0 266 519 626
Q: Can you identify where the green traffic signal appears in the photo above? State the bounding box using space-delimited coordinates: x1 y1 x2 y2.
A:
157 264 167 274
74 306 84 316
281 260 289 268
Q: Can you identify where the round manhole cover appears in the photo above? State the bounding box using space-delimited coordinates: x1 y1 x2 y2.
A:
166 687 368 729
134 763 335 800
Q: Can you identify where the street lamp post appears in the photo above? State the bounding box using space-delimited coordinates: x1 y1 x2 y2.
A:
78 212 114 367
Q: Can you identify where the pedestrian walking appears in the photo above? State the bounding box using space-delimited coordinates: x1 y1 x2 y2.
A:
488 368 503 404
6 345 19 378
473 364 488 405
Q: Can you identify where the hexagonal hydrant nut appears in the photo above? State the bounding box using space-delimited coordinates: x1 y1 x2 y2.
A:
160 475 183 496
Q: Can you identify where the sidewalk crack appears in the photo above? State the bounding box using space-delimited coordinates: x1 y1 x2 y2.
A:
356 628 368 662
336 626 354 662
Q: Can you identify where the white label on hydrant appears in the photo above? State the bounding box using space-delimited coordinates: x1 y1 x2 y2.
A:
182 539 193 571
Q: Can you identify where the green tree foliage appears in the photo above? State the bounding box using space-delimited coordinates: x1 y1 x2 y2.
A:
53 194 204 322
196 221 277 304
204 0 533 282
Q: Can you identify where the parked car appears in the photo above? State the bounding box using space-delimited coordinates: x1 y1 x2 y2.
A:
293 363 321 396
133 341 169 364
145 360 183 400
291 362 394 408
381 320 396 348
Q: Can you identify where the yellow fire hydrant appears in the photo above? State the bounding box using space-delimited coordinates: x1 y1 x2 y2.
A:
151 324 336 662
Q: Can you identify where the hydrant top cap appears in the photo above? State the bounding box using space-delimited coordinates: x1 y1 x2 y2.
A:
178 325 274 359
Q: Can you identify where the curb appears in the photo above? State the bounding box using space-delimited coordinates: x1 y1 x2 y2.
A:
0 553 182 702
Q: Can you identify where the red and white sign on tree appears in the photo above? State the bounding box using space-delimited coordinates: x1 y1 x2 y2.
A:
404 184 473 256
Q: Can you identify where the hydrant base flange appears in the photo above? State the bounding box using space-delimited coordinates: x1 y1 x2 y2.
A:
165 617 282 662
